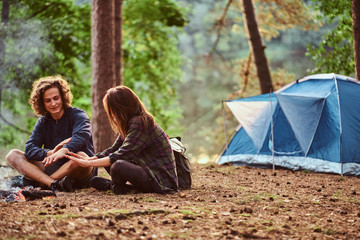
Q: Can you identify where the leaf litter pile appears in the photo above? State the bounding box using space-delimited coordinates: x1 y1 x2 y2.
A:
0 163 359 239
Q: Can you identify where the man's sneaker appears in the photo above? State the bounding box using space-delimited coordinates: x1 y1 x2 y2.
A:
89 176 112 191
51 176 74 194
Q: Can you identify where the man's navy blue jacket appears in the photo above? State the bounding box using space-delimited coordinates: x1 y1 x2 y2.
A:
25 107 94 161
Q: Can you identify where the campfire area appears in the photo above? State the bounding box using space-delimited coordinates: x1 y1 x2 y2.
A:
1 164 359 239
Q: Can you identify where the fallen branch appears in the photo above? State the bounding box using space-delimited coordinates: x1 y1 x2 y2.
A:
0 189 55 201
21 190 55 200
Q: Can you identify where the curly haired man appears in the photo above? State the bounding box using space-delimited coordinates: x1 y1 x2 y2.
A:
6 75 95 193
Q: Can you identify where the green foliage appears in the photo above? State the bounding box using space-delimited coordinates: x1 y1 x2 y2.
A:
0 0 92 146
305 0 354 76
122 0 187 136
0 124 22 147
1 0 187 145
247 0 319 40
2 0 91 89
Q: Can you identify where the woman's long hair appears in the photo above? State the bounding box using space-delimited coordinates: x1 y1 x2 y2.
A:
103 86 155 138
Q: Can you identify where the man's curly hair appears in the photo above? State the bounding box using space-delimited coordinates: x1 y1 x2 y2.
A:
29 75 73 116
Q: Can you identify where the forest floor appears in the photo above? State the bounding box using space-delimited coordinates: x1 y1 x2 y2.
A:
0 163 359 240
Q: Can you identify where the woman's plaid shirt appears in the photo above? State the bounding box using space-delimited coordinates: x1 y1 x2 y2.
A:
96 116 178 193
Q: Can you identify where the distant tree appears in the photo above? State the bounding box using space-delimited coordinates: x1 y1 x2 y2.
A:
242 0 273 93
352 0 360 79
115 0 123 86
91 0 117 152
212 0 317 94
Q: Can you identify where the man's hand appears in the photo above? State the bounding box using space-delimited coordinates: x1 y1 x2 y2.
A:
47 137 72 157
43 147 70 167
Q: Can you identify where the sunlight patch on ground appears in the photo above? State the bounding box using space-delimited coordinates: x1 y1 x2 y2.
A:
191 153 218 165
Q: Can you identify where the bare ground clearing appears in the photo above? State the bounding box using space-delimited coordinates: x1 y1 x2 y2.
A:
0 163 359 239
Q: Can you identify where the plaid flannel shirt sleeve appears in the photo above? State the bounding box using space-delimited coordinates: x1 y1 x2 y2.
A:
96 135 123 158
108 118 150 164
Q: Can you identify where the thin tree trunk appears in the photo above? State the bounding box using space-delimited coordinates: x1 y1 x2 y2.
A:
91 0 116 152
242 0 273 94
0 0 10 126
114 0 122 86
352 0 360 80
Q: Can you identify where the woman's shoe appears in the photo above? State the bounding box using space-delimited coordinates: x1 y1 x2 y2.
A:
89 176 112 191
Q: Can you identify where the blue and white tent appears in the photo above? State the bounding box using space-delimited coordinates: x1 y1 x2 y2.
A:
218 73 360 176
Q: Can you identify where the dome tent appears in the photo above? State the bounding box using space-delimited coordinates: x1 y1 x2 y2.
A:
218 73 360 176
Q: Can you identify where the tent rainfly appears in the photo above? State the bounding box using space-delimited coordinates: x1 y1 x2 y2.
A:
218 73 360 176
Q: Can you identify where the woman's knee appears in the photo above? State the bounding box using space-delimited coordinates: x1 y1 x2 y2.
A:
110 160 127 176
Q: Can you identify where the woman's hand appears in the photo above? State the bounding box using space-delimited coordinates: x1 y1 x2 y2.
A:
66 152 111 167
65 152 95 168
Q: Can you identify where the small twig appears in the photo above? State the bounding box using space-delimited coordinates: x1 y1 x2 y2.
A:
228 51 252 100
26 4 52 20
209 0 233 59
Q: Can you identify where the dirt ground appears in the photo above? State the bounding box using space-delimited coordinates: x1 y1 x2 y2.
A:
0 163 359 240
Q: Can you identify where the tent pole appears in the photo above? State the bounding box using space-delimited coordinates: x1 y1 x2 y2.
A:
270 91 275 172
334 76 344 176
222 101 230 163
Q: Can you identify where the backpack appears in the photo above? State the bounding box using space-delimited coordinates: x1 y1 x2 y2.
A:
169 137 192 190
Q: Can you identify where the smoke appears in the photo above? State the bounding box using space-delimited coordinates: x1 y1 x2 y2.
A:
0 166 15 191
5 19 53 62
1 18 54 89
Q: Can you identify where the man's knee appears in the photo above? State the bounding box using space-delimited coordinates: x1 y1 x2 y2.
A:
75 151 88 158
66 157 91 173
6 149 24 166
67 159 81 170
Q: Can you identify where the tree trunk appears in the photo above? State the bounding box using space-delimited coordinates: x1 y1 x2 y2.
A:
242 0 273 94
91 0 116 152
0 0 10 126
352 0 360 80
114 0 123 86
